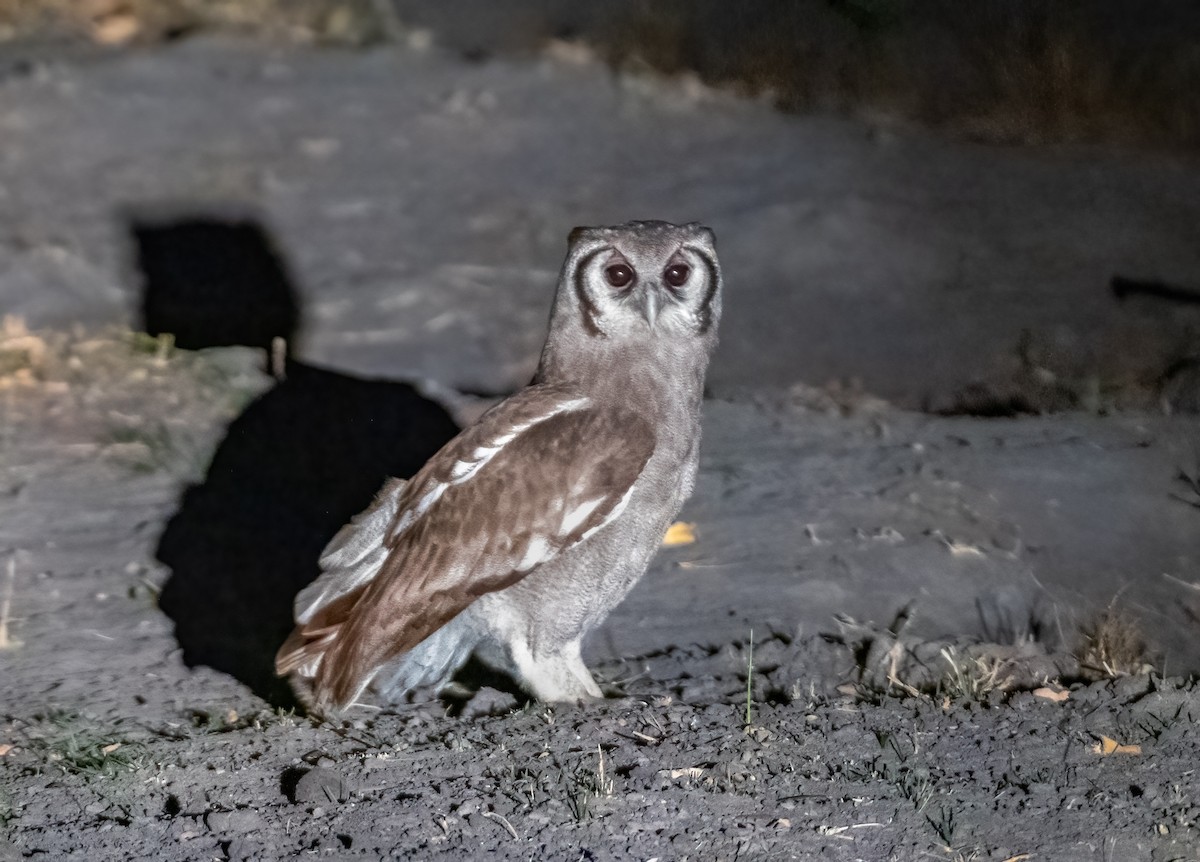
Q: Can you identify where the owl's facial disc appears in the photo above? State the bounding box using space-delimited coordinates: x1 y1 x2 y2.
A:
567 222 720 340
600 247 699 332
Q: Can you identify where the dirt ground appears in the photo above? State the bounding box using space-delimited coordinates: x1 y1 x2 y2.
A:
1 36 1199 861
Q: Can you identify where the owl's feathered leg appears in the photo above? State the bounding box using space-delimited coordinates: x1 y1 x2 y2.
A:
371 613 480 704
509 638 603 702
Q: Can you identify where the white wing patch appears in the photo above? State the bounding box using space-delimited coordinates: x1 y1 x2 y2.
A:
515 535 554 573
391 395 591 543
561 496 606 535
579 484 636 542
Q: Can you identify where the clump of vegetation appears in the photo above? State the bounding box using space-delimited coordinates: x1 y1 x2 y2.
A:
565 745 615 821
937 647 1008 702
1076 606 1153 678
0 319 271 479
17 710 145 779
602 0 1200 149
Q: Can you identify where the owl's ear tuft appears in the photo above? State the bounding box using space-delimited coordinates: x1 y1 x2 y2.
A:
689 223 716 247
568 226 590 246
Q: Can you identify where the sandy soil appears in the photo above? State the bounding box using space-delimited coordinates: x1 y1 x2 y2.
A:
1 37 1199 860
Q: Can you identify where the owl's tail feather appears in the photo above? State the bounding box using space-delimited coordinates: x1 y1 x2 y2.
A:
274 587 362 679
275 478 407 709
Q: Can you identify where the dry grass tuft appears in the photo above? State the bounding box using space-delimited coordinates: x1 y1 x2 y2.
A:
0 316 48 386
937 647 1008 702
0 0 389 46
1076 606 1153 678
16 710 144 778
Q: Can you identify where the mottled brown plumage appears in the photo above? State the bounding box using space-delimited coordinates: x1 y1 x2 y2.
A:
276 221 722 712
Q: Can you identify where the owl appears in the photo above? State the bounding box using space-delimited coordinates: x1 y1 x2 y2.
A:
275 220 722 712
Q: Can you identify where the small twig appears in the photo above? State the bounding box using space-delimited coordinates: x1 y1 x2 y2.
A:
481 810 519 840
1163 572 1200 593
154 332 174 365
271 336 287 381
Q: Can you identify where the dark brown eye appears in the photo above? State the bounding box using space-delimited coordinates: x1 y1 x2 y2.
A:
664 263 690 288
605 263 634 288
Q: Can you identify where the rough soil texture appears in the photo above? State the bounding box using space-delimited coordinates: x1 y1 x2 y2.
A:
0 37 1199 861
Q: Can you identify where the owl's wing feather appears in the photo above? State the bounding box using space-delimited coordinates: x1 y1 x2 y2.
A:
291 476 407 626
275 383 657 708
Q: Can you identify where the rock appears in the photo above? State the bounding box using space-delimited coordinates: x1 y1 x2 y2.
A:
205 809 268 834
293 767 352 805
223 836 262 862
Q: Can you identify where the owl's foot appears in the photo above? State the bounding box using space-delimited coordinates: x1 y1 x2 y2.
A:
512 644 603 703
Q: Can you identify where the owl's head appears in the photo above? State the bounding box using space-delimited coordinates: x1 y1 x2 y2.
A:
548 221 722 353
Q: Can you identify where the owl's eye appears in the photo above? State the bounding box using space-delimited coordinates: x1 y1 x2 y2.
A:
664 263 690 288
605 263 634 288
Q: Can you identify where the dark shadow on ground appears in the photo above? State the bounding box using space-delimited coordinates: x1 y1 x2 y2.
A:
138 212 460 706
133 215 298 353
157 362 459 706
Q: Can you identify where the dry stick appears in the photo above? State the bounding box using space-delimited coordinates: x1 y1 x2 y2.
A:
2 387 14 451
596 745 612 796
371 0 408 43
744 628 754 727
481 810 519 840
0 553 17 650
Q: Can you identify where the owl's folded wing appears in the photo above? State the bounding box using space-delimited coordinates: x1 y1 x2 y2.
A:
288 476 407 627
275 383 657 708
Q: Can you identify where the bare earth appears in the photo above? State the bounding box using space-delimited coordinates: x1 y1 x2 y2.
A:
1 38 1199 861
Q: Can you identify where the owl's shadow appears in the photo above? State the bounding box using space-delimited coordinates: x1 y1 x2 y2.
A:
156 360 462 707
139 212 462 707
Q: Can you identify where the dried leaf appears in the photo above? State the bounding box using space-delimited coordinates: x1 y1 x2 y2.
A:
661 521 696 547
101 742 121 754
91 13 141 45
1092 735 1141 756
1032 686 1069 702
663 767 704 780
0 743 13 756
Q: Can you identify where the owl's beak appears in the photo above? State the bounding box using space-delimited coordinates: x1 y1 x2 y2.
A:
639 288 661 330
